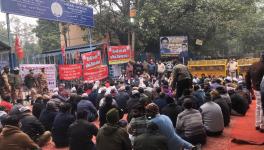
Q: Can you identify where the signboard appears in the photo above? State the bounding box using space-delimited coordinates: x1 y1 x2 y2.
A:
82 50 101 69
196 39 203 46
160 36 188 57
58 64 82 80
83 65 108 82
108 46 131 65
19 64 56 90
0 0 94 27
0 61 9 71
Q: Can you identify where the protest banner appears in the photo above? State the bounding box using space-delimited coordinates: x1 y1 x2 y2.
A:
160 36 188 57
58 64 82 80
82 50 102 69
108 45 131 65
83 65 108 82
19 64 56 90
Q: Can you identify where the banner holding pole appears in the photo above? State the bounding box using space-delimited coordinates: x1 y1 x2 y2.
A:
83 65 108 82
58 64 82 80
108 45 131 65
82 50 102 69
61 44 66 64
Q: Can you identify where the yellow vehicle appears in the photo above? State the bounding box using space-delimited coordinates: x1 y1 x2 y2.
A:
188 59 228 77
237 58 260 76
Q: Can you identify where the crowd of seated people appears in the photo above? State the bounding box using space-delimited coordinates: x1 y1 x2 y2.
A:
0 60 256 150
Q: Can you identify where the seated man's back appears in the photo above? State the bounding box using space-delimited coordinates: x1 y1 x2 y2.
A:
0 115 39 150
134 122 168 150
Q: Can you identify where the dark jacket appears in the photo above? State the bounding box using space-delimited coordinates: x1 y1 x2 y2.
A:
9 103 23 115
0 125 39 150
148 63 156 74
134 64 144 75
24 74 36 89
19 113 45 141
127 95 143 114
116 91 130 113
153 97 168 112
178 95 198 109
96 93 105 109
213 96 230 127
39 109 58 131
88 90 98 107
32 100 45 119
52 112 75 147
96 124 132 150
99 104 116 127
68 119 98 150
192 90 205 108
77 100 98 122
246 61 264 91
230 92 248 116
161 103 183 127
134 131 168 150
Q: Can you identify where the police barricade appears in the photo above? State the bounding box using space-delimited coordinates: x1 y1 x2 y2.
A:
237 58 260 76
188 59 228 77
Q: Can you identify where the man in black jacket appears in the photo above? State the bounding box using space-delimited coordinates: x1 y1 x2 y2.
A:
246 51 264 131
161 96 183 127
19 106 51 147
68 111 98 150
52 103 75 148
134 122 168 150
116 87 130 113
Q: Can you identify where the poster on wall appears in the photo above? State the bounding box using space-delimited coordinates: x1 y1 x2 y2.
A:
160 36 188 57
83 65 108 82
108 45 131 65
19 64 56 90
82 50 102 69
58 64 82 80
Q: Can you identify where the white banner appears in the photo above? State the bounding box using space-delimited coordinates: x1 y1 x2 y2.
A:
19 64 57 90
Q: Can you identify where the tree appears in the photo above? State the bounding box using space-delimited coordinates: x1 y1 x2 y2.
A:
88 0 264 58
0 21 8 45
33 20 61 51
134 0 264 57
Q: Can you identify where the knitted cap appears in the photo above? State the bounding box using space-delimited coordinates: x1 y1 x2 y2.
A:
145 103 159 114
106 108 120 124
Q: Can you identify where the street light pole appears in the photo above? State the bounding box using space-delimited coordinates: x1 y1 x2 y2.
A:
130 0 136 60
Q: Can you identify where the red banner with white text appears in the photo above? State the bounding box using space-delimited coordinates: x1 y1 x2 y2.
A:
108 45 131 65
82 50 102 69
59 64 82 80
83 65 108 82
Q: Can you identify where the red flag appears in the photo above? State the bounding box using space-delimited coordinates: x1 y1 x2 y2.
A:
15 35 24 60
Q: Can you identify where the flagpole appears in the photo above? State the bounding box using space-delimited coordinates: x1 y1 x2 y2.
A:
88 27 92 49
6 13 15 68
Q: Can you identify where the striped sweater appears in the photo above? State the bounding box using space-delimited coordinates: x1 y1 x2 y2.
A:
176 109 205 138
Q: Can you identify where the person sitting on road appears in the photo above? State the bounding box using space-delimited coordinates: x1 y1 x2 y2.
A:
0 115 40 150
200 93 224 136
176 98 206 145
